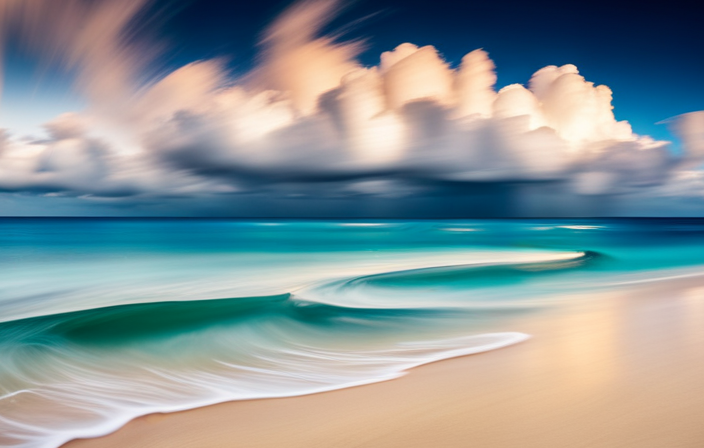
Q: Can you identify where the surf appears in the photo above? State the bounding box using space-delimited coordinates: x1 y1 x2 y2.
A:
4 218 704 448
0 249 589 448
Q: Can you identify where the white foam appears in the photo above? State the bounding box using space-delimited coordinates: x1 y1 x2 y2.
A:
441 227 481 232
0 332 529 448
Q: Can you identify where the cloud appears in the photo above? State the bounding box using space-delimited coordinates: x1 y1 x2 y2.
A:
258 0 361 115
669 111 704 166
0 0 154 110
0 0 700 216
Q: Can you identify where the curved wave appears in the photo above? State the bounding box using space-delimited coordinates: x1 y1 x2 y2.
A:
0 248 591 448
0 322 528 448
296 250 597 309
0 248 589 326
44 294 290 344
1 249 591 337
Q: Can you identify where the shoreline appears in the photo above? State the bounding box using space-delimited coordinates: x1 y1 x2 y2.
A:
64 277 704 448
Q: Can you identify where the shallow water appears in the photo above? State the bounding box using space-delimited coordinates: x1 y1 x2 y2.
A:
2 218 704 448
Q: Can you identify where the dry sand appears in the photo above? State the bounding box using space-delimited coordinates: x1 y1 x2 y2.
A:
65 279 704 448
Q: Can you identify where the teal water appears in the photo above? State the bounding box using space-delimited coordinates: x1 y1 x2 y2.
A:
2 219 704 448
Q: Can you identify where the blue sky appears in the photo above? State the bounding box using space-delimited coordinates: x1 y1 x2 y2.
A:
1 48 84 136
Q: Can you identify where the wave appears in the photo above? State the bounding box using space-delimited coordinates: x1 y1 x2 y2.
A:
296 250 598 309
0 325 528 448
1 249 593 344
0 248 592 448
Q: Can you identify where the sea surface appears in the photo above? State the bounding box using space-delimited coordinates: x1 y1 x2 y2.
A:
2 218 704 448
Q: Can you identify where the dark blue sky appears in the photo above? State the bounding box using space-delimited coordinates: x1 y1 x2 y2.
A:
150 0 701 143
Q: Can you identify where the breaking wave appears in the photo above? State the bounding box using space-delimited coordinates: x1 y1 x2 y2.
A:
0 248 590 448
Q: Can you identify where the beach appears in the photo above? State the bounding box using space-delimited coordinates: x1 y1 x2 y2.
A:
1 0 701 444
64 276 704 448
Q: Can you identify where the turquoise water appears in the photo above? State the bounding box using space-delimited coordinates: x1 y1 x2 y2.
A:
2 219 704 448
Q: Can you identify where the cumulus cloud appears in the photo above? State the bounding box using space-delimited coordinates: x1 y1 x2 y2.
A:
0 0 700 216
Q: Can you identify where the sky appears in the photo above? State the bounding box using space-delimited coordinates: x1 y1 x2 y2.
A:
154 0 703 143
0 0 702 217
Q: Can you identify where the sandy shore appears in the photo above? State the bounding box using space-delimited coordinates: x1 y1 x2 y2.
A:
65 278 704 448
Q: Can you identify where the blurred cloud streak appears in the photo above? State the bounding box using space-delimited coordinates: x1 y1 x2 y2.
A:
670 111 704 166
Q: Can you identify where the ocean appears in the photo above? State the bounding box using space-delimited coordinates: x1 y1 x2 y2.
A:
2 218 704 448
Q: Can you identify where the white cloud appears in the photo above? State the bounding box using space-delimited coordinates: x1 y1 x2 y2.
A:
0 0 700 214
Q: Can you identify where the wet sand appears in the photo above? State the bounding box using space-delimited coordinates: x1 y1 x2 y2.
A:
65 279 704 448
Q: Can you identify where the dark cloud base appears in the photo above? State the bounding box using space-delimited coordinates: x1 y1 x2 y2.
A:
0 181 632 218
